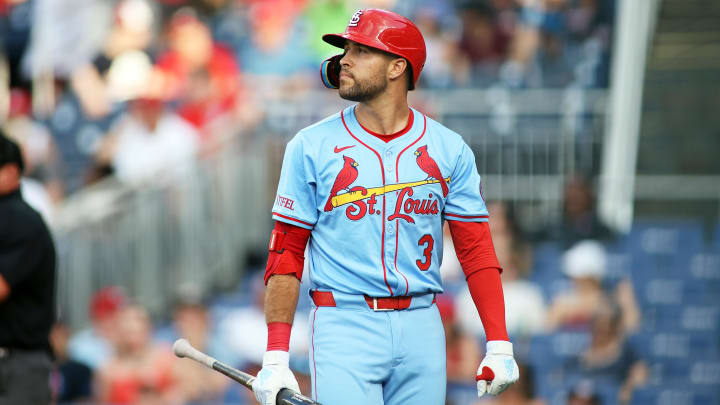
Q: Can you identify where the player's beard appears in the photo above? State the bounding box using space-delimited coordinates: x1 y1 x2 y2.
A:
338 71 388 103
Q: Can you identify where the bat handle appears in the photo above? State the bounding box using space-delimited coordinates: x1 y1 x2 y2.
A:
277 388 321 405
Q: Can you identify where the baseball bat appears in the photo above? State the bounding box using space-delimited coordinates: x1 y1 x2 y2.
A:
173 339 321 405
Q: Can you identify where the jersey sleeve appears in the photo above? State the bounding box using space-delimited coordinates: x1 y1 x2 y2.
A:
443 143 489 222
271 134 318 229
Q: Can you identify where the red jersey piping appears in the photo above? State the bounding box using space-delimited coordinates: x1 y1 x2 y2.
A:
273 212 314 227
311 307 318 399
357 108 414 142
444 213 489 219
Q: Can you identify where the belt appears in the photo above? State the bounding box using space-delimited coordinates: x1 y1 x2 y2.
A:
310 290 436 311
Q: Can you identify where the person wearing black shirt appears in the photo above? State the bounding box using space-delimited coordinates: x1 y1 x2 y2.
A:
0 131 56 404
532 174 615 248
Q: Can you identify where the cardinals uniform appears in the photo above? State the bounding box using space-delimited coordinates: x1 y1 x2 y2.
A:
271 106 490 404
256 9 518 405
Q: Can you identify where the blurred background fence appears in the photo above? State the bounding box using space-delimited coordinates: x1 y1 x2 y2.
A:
53 132 270 328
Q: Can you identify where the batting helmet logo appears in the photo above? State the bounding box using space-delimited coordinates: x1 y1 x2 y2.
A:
348 10 363 27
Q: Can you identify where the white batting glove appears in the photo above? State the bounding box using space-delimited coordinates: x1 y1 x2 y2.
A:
476 340 520 398
252 351 300 405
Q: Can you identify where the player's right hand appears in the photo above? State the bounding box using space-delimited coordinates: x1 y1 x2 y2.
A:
252 351 300 405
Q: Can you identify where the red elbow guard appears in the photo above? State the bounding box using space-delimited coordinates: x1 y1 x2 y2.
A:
264 221 311 285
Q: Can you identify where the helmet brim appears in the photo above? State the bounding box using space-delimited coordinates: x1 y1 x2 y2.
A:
322 33 394 55
322 33 347 49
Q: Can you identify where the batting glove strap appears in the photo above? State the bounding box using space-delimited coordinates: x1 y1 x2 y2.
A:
476 341 520 398
263 350 291 367
486 340 514 356
252 351 300 405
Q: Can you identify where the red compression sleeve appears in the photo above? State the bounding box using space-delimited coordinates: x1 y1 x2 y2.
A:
448 220 509 341
467 269 509 341
267 322 292 351
448 221 502 278
264 221 312 284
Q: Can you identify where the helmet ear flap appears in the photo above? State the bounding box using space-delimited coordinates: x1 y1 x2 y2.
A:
320 53 344 89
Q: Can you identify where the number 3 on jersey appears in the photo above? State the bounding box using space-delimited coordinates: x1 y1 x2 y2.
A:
416 234 434 271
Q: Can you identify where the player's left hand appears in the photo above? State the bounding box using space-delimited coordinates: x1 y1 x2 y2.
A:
476 340 519 398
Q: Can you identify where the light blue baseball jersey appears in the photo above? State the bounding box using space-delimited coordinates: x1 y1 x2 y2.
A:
271 106 488 297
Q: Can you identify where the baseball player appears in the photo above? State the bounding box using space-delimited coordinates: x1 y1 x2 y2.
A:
252 9 519 405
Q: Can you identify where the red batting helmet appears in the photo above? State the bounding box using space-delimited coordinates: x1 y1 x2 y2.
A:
323 9 427 90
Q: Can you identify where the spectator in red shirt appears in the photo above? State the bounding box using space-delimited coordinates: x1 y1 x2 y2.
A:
154 10 242 136
96 305 180 405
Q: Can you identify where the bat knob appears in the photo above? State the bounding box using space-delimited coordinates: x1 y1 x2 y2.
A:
173 338 192 358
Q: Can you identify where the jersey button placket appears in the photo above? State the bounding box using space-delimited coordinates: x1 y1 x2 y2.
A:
383 149 397 287
385 150 394 173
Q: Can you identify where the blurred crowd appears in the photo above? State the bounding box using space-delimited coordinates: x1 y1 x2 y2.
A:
52 270 311 405
43 174 671 405
1 0 616 224
439 175 648 405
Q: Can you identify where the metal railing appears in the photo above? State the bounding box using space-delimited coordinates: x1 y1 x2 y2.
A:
53 133 270 328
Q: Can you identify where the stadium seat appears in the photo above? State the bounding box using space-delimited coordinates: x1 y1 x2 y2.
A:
604 249 632 281
531 242 563 270
625 220 704 280
637 278 686 306
688 252 720 293
527 334 570 401
528 242 569 300
628 220 704 251
632 384 719 405
639 332 720 360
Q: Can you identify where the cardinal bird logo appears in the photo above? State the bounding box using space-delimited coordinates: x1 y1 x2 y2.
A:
414 145 449 197
324 155 359 212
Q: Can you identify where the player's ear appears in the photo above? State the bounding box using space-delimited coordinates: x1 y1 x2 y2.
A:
387 57 408 83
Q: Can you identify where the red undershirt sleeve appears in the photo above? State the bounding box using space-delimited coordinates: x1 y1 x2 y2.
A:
448 220 509 341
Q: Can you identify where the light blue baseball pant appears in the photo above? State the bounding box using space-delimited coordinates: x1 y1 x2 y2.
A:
307 291 446 405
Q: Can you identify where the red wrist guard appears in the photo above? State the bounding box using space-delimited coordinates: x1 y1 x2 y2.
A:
267 322 292 352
